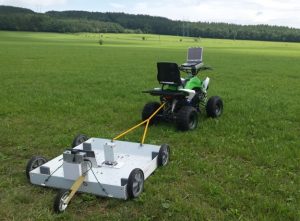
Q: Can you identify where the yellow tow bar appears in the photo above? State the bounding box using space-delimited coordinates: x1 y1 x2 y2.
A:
65 175 86 205
112 102 165 145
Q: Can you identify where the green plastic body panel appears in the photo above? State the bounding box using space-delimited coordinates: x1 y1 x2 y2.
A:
163 75 203 91
184 76 203 90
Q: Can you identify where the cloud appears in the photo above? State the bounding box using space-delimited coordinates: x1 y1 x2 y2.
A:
109 3 125 9
0 0 67 7
128 0 300 28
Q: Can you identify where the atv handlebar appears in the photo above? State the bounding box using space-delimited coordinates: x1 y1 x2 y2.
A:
199 66 213 71
179 65 213 75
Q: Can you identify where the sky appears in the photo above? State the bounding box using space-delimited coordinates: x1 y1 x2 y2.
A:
1 0 300 28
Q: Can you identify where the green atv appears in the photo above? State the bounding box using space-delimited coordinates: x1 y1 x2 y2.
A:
142 47 223 131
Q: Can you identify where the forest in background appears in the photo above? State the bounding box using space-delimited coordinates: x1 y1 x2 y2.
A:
1 5 300 42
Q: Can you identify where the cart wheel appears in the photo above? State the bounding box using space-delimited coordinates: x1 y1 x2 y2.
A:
26 156 47 180
158 144 170 167
54 189 70 213
72 134 89 148
127 169 144 199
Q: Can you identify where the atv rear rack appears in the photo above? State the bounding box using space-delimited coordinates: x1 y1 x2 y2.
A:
142 89 187 98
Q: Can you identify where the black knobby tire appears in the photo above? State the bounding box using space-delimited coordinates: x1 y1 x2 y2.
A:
127 168 144 199
53 189 70 213
26 156 47 180
71 134 89 148
142 102 162 125
176 106 198 131
206 96 223 118
158 144 170 167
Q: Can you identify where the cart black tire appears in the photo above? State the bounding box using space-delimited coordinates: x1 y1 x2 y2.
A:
54 189 70 213
127 168 144 199
142 102 161 125
158 144 170 167
72 134 89 148
206 96 223 118
176 106 198 131
26 156 47 180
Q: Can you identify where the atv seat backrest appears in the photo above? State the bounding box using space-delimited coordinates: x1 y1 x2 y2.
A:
157 62 182 86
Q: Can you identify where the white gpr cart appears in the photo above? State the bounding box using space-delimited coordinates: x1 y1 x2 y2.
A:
26 104 170 213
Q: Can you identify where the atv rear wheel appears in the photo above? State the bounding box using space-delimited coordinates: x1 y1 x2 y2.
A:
142 102 161 125
176 106 198 131
206 96 223 118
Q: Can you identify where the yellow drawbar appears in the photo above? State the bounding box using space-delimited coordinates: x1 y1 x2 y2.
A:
113 103 165 145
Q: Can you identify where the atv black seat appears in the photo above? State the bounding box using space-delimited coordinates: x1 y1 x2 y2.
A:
157 62 182 86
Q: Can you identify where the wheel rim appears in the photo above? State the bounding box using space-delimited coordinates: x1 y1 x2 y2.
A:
79 137 85 143
30 158 46 171
78 136 87 145
189 113 197 129
215 102 222 116
161 147 169 166
132 172 143 197
59 192 69 212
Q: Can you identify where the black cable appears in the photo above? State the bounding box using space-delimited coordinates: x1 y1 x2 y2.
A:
43 158 63 184
84 159 109 196
44 158 109 196
83 159 93 175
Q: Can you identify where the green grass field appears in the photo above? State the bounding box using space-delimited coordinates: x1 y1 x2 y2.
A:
0 31 299 221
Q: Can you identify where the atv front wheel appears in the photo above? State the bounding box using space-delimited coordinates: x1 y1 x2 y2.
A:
206 96 223 118
176 106 198 131
142 102 161 125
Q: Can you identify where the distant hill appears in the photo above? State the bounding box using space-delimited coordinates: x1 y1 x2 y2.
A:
0 6 125 33
1 5 300 42
0 5 34 14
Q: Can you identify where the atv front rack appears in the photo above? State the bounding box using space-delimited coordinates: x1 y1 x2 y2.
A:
179 62 203 74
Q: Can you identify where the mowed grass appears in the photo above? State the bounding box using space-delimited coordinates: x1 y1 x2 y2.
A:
0 31 299 220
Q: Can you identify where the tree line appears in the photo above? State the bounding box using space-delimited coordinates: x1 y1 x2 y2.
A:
1 5 300 42
0 6 125 33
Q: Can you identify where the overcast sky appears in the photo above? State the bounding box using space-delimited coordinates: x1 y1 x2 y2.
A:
1 0 300 28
